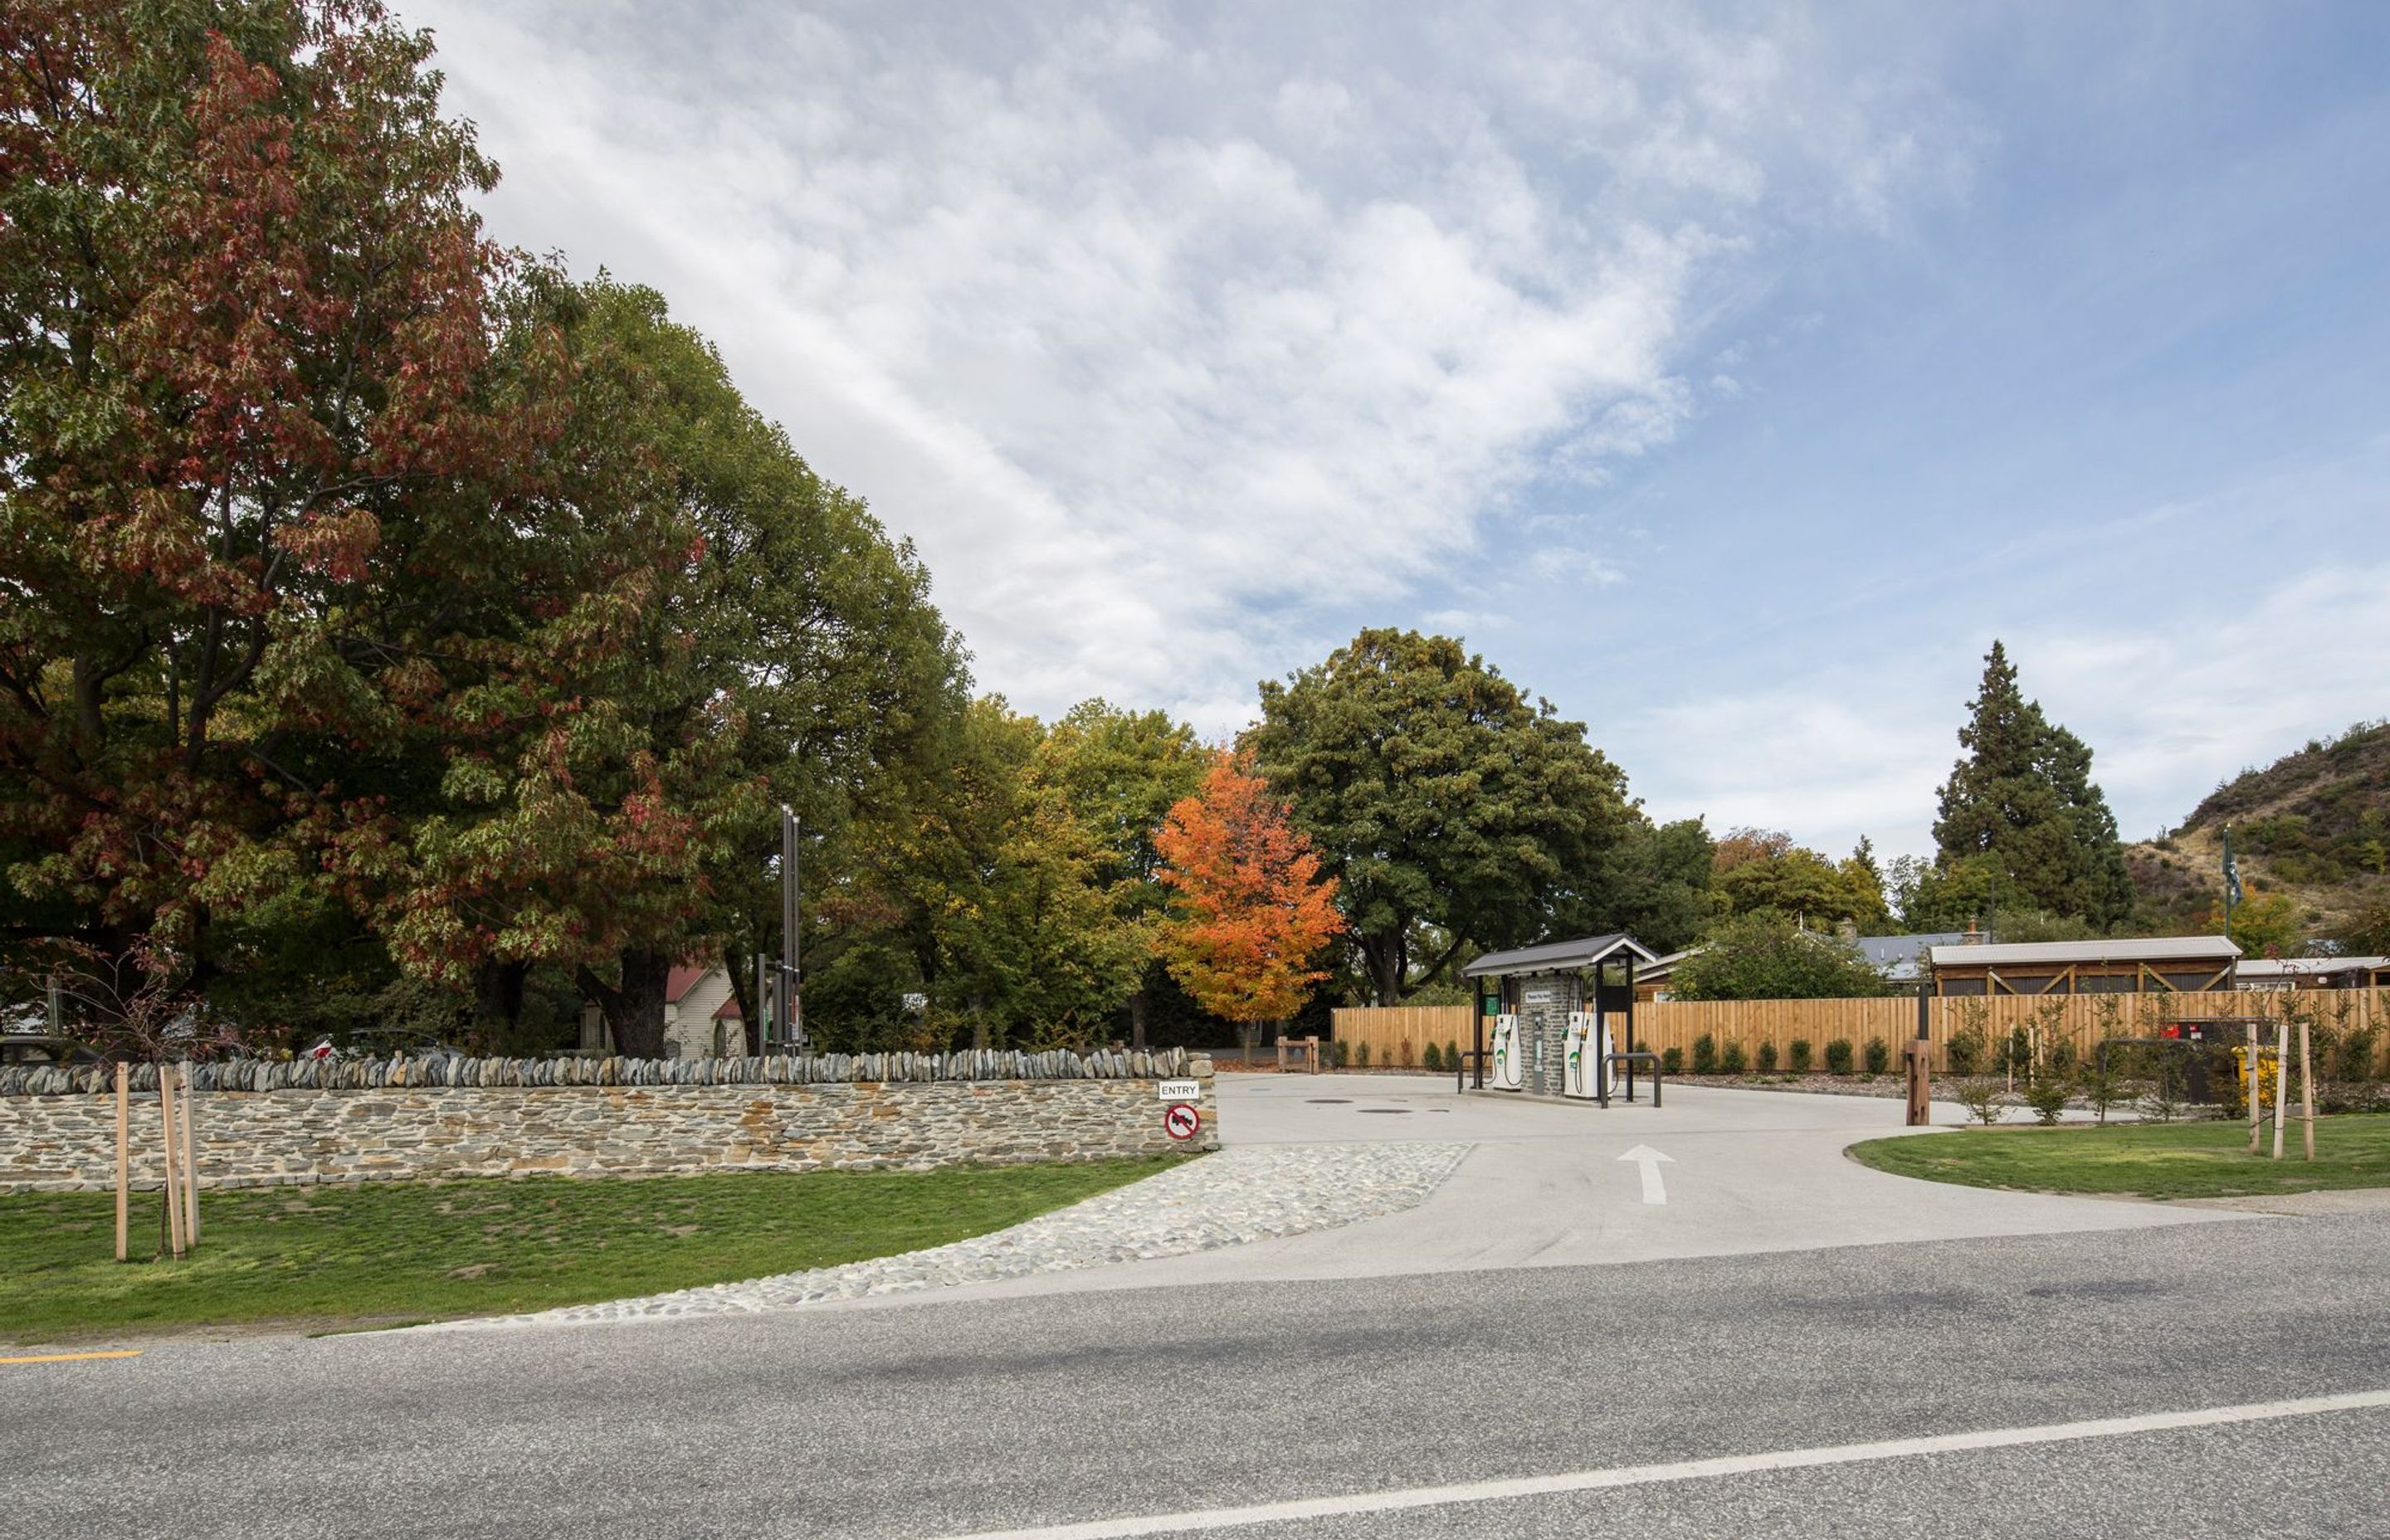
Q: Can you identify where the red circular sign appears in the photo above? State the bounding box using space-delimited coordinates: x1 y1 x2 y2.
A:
1163 1102 1202 1142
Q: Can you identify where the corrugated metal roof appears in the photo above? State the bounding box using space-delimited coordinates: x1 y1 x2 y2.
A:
1854 933 1971 977
2235 956 2388 978
1928 935 2241 967
1463 933 1660 978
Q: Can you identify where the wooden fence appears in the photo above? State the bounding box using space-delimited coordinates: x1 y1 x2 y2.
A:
1335 990 2388 1074
1329 1006 1470 1068
1632 989 2387 1071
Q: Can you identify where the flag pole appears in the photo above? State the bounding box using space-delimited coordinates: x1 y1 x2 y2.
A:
2222 823 2236 941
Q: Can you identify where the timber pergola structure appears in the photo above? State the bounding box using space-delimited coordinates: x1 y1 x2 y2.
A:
1462 933 1659 1098
1928 935 2241 997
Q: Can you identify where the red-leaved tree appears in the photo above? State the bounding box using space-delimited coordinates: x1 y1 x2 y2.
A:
1154 751 1344 1029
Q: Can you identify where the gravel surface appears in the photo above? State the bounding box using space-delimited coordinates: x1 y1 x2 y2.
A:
434 1141 1471 1328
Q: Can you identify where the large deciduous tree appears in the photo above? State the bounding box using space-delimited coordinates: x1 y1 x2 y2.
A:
1246 630 1636 1005
1669 911 1897 1001
1038 701 1206 1048
1931 641 2133 928
0 0 586 1021
1154 751 1344 1026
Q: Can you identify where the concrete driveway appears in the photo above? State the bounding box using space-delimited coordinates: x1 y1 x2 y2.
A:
924 1070 2240 1304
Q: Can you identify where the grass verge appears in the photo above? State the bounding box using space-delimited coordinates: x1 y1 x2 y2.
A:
0 1157 1179 1344
1848 1114 2390 1200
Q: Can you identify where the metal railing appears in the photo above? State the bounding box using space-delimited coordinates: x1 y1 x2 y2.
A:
1597 1050 1661 1108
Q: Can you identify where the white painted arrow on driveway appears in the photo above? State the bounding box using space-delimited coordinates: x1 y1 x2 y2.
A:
1617 1145 1674 1206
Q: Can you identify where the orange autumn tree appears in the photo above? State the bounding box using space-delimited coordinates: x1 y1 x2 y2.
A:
1154 751 1345 1027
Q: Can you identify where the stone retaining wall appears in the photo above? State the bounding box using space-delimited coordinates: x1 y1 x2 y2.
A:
0 1062 1217 1193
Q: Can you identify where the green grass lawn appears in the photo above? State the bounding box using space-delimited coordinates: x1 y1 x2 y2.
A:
1849 1114 2390 1200
0 1157 1180 1344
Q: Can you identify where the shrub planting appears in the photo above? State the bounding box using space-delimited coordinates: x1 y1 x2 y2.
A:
2026 1077 2070 1125
1756 1041 1779 1072
1720 1041 1749 1074
1661 1045 1685 1075
1862 1038 1890 1075
2075 1053 2124 1125
1788 1039 1814 1074
1446 1040 1461 1072
1823 1038 1855 1075
1945 1023 1987 1076
1398 1039 1414 1070
1954 1077 2010 1126
1355 1042 1371 1068
1422 1041 1442 1072
1692 1033 1719 1075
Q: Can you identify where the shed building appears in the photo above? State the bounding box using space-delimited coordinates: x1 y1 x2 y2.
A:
1928 935 2241 997
2234 956 2390 991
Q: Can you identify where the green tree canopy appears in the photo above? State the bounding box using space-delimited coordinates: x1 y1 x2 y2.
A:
1710 829 1887 931
1668 912 1900 1001
1246 630 1638 1004
1931 641 2134 928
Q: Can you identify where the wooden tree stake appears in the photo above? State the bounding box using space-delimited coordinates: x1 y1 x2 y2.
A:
2271 1022 2289 1162
2300 1017 2315 1162
179 1063 201 1245
2246 1022 2261 1154
157 1063 187 1259
114 1062 129 1264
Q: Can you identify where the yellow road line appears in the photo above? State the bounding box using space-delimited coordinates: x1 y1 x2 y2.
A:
0 1349 144 1365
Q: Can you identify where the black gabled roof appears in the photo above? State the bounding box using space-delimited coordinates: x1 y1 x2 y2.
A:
1462 933 1659 979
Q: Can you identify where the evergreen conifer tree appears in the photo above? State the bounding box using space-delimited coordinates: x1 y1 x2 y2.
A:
1931 643 2134 927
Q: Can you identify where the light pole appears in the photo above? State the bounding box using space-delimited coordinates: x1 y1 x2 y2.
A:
778 804 805 1050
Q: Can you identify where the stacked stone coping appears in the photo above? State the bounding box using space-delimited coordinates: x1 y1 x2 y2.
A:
0 1045 1204 1099
0 1047 1217 1194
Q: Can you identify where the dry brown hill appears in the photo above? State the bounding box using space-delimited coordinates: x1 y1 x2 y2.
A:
2126 721 2390 941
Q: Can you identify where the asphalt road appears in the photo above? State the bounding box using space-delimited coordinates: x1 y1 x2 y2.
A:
10 1211 2390 1539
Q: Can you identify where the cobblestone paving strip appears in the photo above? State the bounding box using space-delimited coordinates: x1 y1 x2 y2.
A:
432 1142 1471 1329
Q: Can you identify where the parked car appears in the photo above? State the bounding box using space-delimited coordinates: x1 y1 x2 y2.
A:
0 1033 105 1067
304 1027 469 1062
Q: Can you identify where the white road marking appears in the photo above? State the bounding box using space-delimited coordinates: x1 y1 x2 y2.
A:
926 1387 2390 1540
1617 1143 1674 1205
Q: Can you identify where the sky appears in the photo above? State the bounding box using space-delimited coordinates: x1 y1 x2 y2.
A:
402 0 2390 863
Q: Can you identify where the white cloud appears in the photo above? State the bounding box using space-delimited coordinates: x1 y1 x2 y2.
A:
405 0 1963 730
1616 560 2390 864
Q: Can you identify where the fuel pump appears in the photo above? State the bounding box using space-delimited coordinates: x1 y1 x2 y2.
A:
1490 1013 1524 1090
1563 1011 1612 1099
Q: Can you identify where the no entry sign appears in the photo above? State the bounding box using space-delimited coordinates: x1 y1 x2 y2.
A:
1163 1102 1202 1142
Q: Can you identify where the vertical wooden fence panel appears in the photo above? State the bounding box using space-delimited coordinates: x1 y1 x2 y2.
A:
1621 988 2383 1073
1329 1006 1472 1069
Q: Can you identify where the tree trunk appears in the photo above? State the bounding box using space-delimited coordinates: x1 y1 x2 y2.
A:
726 947 763 1056
1359 931 1403 1006
969 992 988 1052
1128 990 1148 1051
472 959 528 1043
577 949 673 1060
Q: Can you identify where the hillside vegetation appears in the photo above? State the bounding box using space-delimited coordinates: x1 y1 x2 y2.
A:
2129 722 2390 940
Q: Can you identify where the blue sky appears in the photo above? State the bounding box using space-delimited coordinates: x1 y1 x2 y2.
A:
407 1 2390 862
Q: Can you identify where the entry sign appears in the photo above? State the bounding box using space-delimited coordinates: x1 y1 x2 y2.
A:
1157 1079 1202 1103
1163 1102 1202 1142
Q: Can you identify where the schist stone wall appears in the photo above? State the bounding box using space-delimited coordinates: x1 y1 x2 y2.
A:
0 1050 1217 1193
1515 972 1582 1098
